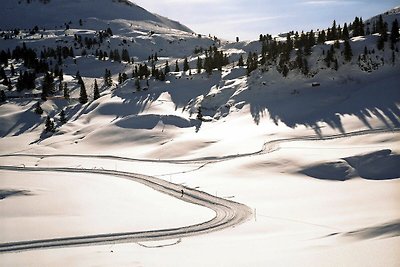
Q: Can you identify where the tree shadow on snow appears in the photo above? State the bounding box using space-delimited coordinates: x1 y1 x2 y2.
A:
238 73 400 136
0 189 33 200
344 220 400 240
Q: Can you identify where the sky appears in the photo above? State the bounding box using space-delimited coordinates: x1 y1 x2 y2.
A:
133 0 400 41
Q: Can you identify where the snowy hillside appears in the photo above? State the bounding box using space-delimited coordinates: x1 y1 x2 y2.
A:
0 2 399 267
0 0 192 33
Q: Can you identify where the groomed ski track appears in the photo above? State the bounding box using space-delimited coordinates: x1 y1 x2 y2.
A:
0 166 252 253
0 127 398 253
2 127 398 164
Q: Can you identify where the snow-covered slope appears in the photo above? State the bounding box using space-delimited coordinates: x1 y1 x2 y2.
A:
0 4 399 267
0 0 192 33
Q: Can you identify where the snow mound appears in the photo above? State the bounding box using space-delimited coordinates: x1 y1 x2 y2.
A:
301 149 400 180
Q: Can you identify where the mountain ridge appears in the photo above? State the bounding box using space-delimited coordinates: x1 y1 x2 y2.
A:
0 0 193 33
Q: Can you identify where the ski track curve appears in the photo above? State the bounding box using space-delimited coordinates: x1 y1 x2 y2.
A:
0 166 252 253
0 127 398 253
1 127 398 164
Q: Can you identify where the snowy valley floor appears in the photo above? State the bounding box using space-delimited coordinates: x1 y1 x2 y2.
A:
0 62 400 266
0 115 399 266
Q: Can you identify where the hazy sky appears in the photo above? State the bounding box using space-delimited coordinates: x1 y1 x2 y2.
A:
133 0 400 41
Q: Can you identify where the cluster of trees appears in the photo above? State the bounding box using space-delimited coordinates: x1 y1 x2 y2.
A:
16 70 37 91
377 17 399 50
95 48 132 62
44 109 68 133
201 46 229 74
40 45 74 64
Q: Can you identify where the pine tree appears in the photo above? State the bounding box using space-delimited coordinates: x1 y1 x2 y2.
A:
79 80 88 104
60 109 67 124
183 57 189 72
391 19 399 45
174 60 180 72
135 78 141 91
196 57 203 73
377 36 385 50
63 83 70 100
41 72 54 100
238 54 244 67
204 56 212 75
118 73 122 84
317 30 326 44
121 49 130 62
331 20 338 40
342 23 349 40
303 58 309 75
93 79 100 100
45 116 55 132
334 58 339 70
104 69 112 87
0 89 6 102
282 64 289 77
159 70 166 81
344 40 353 61
34 102 43 115
114 49 121 62
58 81 63 92
165 61 170 74
10 64 15 76
392 51 396 65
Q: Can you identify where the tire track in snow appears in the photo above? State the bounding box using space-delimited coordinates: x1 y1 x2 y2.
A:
0 166 252 253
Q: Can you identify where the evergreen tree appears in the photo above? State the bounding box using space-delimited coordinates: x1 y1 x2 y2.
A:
381 22 389 42
303 58 309 75
334 58 339 70
392 51 396 65
391 19 399 45
183 57 190 72
34 102 43 115
104 69 112 87
135 78 141 91
204 56 212 75
174 60 180 72
93 79 100 100
10 64 15 76
45 116 55 132
63 83 70 100
58 81 63 92
196 57 203 73
352 17 365 37
60 109 67 124
165 60 170 74
331 20 338 40
344 40 353 61
0 90 6 103
113 49 121 62
41 72 54 100
79 80 88 104
118 73 122 84
377 36 385 50
325 46 334 67
159 70 166 81
121 49 130 62
282 64 289 77
238 54 244 67
342 23 349 40
317 30 326 44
